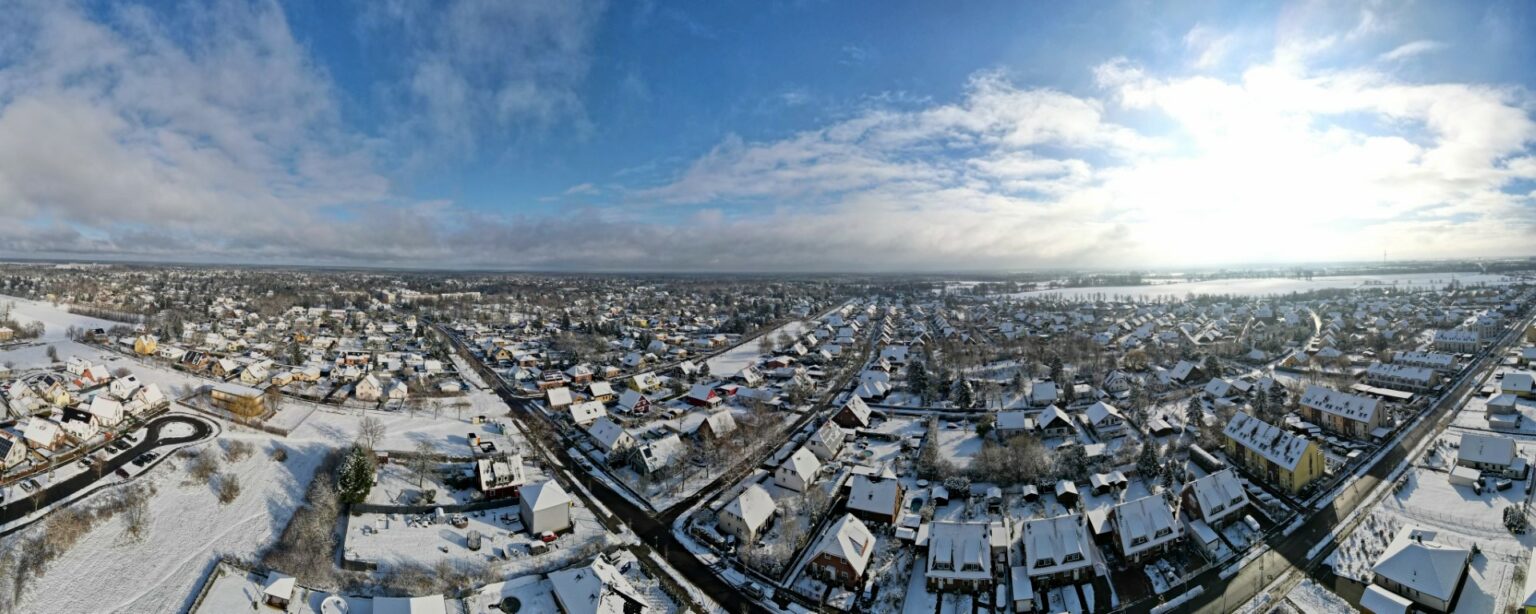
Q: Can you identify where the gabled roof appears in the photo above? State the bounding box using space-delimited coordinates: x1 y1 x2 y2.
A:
1458 432 1516 467
1184 469 1247 519
1084 401 1123 425
1300 385 1379 423
723 484 776 532
1222 412 1314 471
780 447 822 481
815 514 876 577
570 401 607 424
548 557 648 614
586 417 632 451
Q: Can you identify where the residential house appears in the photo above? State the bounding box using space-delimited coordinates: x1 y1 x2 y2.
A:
1368 527 1470 613
587 417 637 459
808 514 876 589
1082 401 1126 439
569 401 607 427
519 481 573 535
926 521 993 593
1457 432 1527 479
845 473 903 525
1432 329 1480 354
718 484 776 545
833 396 873 429
806 420 844 461
1365 362 1438 393
1110 495 1183 562
774 447 822 493
1223 412 1326 494
1022 514 1093 584
1181 469 1248 527
548 557 649 614
1299 385 1383 438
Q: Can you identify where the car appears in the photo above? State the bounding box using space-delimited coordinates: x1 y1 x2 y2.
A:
19 481 34 493
25 479 40 492
77 458 93 469
115 468 130 479
539 532 558 543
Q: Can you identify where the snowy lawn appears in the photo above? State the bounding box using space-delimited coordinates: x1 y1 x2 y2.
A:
0 434 326 613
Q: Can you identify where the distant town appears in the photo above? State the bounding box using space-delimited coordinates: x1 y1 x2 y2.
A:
0 260 1529 614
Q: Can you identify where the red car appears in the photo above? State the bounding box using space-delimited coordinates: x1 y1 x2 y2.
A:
539 532 558 543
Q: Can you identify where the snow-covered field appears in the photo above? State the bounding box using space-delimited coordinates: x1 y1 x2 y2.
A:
705 319 809 376
1 434 326 613
935 426 982 468
1013 273 1516 300
1280 579 1355 613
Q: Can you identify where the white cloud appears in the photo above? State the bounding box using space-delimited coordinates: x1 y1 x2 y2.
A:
1379 40 1447 62
1184 25 1235 69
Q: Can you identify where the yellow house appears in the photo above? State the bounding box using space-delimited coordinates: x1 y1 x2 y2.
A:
133 335 158 356
1223 412 1325 494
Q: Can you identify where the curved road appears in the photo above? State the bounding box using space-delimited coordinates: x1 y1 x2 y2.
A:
0 414 215 531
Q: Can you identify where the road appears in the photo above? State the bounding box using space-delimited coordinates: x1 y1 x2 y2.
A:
1139 310 1533 614
0 414 215 534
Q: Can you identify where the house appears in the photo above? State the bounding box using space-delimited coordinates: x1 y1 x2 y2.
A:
1299 385 1382 438
636 434 685 476
1392 351 1456 372
546 387 574 411
1110 495 1183 562
1082 401 1126 438
995 411 1032 439
1223 412 1325 494
0 433 27 469
21 417 65 451
1181 469 1248 527
693 410 737 441
845 473 903 524
718 483 776 544
355 375 384 402
774 447 823 493
1364 362 1438 393
475 454 527 497
685 383 721 408
1029 381 1059 407
59 408 98 440
548 556 649 614
109 375 142 401
519 480 573 535
588 381 615 403
1369 527 1470 613
806 420 844 461
210 383 266 417
86 395 124 427
1502 372 1536 399
1036 405 1074 438
1169 360 1205 384
627 373 661 392
1432 329 1480 353
586 417 637 458
1022 513 1093 584
1457 432 1527 478
807 514 877 589
833 396 872 428
615 389 651 415
926 521 993 593
374 596 448 614
569 401 607 427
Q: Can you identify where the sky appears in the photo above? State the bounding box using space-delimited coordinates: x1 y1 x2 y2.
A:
0 0 1533 273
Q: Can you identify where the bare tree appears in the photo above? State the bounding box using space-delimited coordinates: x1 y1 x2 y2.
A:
408 441 436 488
217 473 242 504
358 415 386 450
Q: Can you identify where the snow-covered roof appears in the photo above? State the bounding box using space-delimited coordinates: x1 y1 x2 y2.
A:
926 521 991 581
1222 412 1313 472
373 596 447 614
1112 495 1181 557
1366 362 1435 384
548 557 647 614
847 474 901 517
780 447 822 481
723 484 776 532
521 480 572 513
1371 527 1470 603
1084 401 1123 426
815 514 876 578
586 417 632 452
1184 469 1247 520
1022 514 1091 577
546 387 573 407
1300 385 1379 424
1458 432 1516 467
569 400 607 424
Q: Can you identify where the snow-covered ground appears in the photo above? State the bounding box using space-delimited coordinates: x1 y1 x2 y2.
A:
1 434 326 613
705 319 810 376
1279 579 1355 613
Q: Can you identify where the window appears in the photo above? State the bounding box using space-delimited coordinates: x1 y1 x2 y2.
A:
1154 528 1172 538
1063 553 1083 563
1034 558 1055 568
1131 536 1148 546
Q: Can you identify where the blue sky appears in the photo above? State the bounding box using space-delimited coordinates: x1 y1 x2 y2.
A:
0 0 1532 271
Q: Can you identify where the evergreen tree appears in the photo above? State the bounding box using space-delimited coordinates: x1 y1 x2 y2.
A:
1137 442 1161 479
954 381 974 409
337 444 375 504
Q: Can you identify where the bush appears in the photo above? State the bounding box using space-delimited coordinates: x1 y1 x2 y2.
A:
263 450 343 585
223 439 254 463
270 446 288 462
217 474 242 504
186 448 221 481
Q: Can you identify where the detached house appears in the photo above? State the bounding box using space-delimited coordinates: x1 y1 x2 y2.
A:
806 420 844 461
1022 514 1093 584
719 484 776 545
586 417 637 458
774 447 822 493
808 514 876 589
1367 527 1471 613
1110 495 1183 562
926 522 993 593
1082 401 1126 439
0 433 27 469
833 396 873 429
845 473 903 524
1181 469 1248 527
